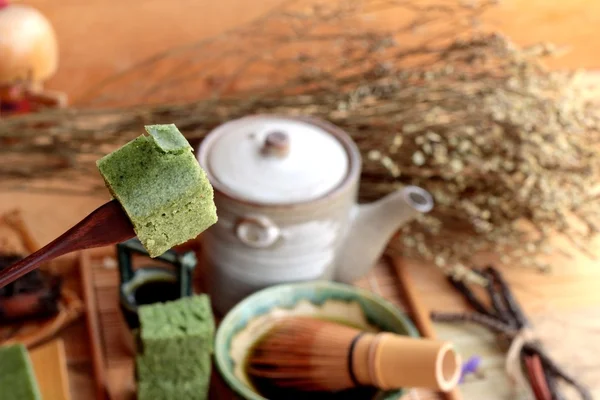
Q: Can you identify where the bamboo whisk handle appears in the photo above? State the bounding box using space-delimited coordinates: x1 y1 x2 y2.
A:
352 333 461 392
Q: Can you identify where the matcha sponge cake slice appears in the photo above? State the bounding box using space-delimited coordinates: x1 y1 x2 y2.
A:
0 344 42 400
96 124 217 257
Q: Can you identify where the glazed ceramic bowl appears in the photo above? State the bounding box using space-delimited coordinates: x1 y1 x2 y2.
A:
214 281 420 400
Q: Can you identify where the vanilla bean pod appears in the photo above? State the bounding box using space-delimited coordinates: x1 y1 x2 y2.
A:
480 268 515 327
484 267 566 399
430 311 515 335
435 266 591 400
523 344 592 400
482 268 555 396
541 367 565 400
484 266 529 328
447 276 494 317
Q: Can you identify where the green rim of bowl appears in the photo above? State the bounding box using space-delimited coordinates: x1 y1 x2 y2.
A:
214 281 420 400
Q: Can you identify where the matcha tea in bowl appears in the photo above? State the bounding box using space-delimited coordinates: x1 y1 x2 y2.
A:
215 281 461 400
197 114 434 314
0 124 218 287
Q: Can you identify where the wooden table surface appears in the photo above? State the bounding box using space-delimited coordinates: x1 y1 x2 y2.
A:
1 185 600 399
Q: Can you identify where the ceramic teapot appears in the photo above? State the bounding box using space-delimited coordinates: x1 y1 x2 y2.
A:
197 115 433 314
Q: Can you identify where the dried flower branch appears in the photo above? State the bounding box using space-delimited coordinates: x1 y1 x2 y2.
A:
1 0 599 273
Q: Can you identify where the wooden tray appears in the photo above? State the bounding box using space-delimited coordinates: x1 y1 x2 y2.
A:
81 246 446 400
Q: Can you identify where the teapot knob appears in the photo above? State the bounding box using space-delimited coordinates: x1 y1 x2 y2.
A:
261 131 290 158
235 215 280 248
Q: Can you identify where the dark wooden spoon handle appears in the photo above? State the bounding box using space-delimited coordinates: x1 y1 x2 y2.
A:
0 200 135 288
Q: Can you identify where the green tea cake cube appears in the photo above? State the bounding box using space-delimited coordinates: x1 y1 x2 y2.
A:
0 344 42 400
135 295 215 400
96 124 217 257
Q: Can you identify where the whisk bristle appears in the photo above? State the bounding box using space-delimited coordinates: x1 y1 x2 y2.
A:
246 316 359 392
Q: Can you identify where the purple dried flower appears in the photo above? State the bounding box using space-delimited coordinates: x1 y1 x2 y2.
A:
460 355 482 383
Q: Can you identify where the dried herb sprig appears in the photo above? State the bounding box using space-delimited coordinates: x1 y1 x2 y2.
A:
1 0 599 273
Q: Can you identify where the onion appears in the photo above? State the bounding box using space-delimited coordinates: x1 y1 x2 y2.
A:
0 2 58 85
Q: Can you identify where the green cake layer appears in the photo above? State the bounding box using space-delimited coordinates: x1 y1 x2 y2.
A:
136 295 215 400
0 344 42 400
136 351 211 382
96 124 217 257
137 379 210 400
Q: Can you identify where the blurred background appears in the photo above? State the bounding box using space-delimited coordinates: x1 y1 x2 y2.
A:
30 0 600 102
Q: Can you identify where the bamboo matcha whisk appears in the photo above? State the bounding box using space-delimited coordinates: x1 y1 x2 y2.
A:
246 316 461 393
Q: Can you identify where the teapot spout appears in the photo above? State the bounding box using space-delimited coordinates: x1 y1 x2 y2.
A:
335 186 433 283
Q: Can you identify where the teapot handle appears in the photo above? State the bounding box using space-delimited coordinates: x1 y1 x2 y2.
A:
235 215 280 248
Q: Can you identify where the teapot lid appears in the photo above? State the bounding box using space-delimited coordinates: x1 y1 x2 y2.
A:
198 115 352 205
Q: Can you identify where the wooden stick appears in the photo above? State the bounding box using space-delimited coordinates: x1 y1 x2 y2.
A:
0 200 135 288
79 251 109 400
390 256 463 400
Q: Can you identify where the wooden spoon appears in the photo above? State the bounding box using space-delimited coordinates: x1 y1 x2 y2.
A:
0 200 135 288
